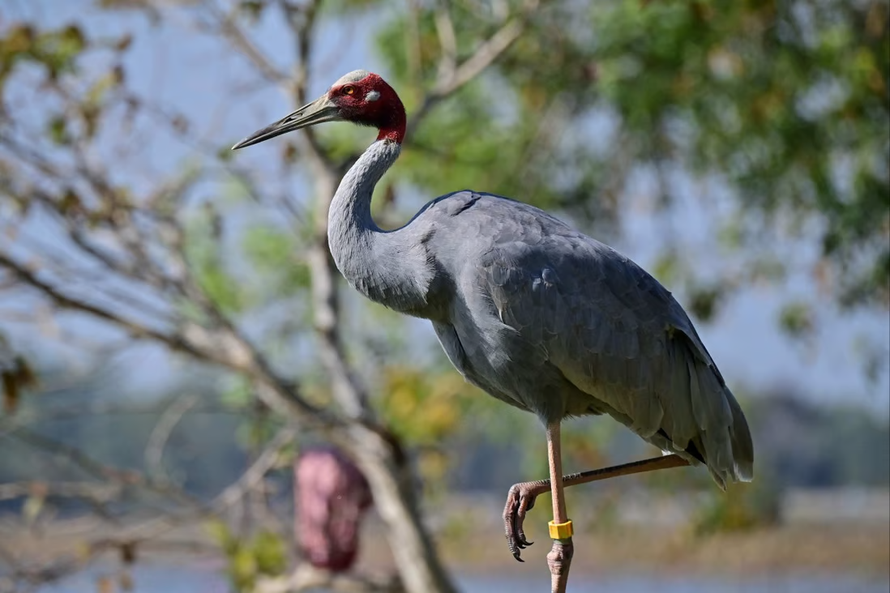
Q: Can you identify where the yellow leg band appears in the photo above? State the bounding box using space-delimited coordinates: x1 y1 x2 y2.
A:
548 519 573 540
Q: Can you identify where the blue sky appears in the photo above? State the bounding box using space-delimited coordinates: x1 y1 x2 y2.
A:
3 0 888 413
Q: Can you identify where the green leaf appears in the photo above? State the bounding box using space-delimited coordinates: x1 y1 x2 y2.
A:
778 301 815 339
47 115 69 145
251 530 286 575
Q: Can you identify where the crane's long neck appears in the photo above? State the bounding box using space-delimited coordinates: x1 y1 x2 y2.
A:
327 139 434 315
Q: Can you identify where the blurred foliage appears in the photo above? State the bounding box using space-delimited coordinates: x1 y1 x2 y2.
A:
0 334 38 415
692 480 781 536
778 300 816 338
380 365 468 446
379 365 484 487
0 21 129 149
749 392 890 487
242 226 312 297
375 0 889 315
0 23 85 87
184 207 247 316
378 9 616 223
206 520 287 592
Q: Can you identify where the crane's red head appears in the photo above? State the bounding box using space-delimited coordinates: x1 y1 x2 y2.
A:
232 70 406 149
328 70 406 143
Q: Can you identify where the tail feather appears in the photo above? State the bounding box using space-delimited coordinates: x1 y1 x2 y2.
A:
725 388 754 482
675 330 754 486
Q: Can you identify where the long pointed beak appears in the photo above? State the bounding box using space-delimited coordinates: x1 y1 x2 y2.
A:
232 94 340 150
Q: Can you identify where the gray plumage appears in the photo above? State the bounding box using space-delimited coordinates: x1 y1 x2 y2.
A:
328 139 753 489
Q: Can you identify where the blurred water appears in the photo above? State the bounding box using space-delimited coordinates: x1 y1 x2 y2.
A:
39 564 890 593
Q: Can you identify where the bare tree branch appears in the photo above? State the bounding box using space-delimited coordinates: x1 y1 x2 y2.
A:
9 225 176 326
405 0 423 88
408 0 541 132
0 423 297 592
145 392 201 482
2 425 188 500
279 0 329 165
0 253 203 361
433 0 458 83
202 0 288 85
0 481 122 503
209 426 295 513
98 425 297 544
0 251 341 429
1 419 295 527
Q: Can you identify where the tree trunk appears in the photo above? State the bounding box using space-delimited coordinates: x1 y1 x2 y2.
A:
345 425 457 593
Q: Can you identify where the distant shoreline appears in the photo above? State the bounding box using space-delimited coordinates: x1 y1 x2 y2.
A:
3 517 887 581
437 524 890 578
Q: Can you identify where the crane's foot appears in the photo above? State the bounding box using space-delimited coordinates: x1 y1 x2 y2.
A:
503 479 550 562
547 538 574 593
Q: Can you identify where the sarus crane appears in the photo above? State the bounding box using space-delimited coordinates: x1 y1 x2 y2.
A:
234 70 754 592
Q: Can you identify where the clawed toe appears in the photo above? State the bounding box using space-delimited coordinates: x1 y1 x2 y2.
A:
503 480 547 562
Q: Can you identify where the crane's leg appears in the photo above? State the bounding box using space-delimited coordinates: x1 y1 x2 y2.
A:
544 421 573 593
504 453 689 561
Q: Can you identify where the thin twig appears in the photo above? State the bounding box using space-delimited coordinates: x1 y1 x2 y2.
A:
434 0 458 82
0 481 122 503
408 0 541 131
0 250 333 426
405 0 423 88
203 0 288 84
144 393 201 482
0 253 204 361
280 0 328 165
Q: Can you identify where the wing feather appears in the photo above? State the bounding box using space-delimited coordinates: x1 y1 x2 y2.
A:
478 234 753 485
422 192 752 486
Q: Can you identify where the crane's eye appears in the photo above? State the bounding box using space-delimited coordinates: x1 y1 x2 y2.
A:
343 86 355 96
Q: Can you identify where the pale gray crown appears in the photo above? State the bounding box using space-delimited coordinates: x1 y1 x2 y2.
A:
334 70 372 86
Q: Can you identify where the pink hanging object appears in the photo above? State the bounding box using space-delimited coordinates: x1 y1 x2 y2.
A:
295 447 372 572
